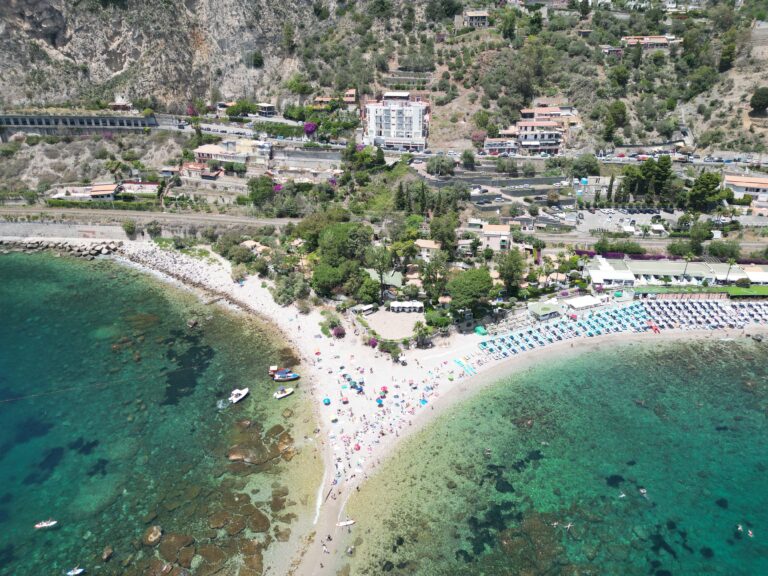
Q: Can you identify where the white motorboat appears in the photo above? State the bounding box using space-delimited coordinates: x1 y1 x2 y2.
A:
273 387 294 400
229 388 249 404
336 519 355 527
34 519 58 530
66 567 85 576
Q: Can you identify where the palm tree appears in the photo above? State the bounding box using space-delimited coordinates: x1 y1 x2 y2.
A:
412 321 431 348
725 258 736 284
682 253 693 278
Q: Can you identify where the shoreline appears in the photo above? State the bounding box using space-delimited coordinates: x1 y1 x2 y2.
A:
3 234 768 576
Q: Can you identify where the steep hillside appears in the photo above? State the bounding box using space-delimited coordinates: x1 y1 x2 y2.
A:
0 0 336 110
0 0 764 154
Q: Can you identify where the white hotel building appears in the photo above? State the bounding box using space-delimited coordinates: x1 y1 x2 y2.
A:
363 92 428 152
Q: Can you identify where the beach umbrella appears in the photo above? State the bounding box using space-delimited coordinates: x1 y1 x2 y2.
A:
323 397 331 406
381 386 388 393
376 398 383 406
342 397 349 404
354 443 361 451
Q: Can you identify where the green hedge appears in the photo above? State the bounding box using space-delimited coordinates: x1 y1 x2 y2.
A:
46 199 158 210
251 122 304 138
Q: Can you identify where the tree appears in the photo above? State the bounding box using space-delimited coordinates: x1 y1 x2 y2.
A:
312 262 348 297
420 252 448 303
750 87 768 115
609 64 630 88
522 162 536 177
572 154 600 179
122 219 137 238
146 221 162 238
496 158 518 175
318 222 373 266
470 237 481 257
248 176 275 206
461 149 475 170
282 23 296 53
725 258 737 283
688 172 723 211
426 155 454 176
365 246 393 303
607 100 628 128
688 221 712 255
653 155 673 199
496 249 526 294
251 51 264 68
499 9 516 41
447 268 493 314
682 253 693 277
430 212 459 258
579 0 591 18
707 240 741 260
413 321 432 347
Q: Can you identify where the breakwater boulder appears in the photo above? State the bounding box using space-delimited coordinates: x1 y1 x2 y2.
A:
0 238 124 259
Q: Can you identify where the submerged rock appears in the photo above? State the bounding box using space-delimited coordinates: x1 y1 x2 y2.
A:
159 533 194 562
102 545 113 562
142 525 162 546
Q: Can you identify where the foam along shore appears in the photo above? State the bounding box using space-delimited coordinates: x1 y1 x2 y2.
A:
4 235 768 575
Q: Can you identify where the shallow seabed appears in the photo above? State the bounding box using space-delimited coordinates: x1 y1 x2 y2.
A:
0 252 321 576
343 339 768 575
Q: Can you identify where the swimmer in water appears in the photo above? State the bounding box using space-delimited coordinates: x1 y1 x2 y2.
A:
619 492 626 499
639 488 648 498
748 530 754 538
737 524 743 533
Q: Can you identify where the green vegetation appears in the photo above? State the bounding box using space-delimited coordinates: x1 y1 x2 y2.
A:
750 87 768 115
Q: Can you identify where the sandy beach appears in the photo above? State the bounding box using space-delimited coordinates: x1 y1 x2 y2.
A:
3 234 768 575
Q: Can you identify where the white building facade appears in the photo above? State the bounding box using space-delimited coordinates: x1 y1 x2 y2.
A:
363 92 428 152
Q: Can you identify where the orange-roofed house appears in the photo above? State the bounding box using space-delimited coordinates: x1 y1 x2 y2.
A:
482 224 512 252
415 238 442 262
723 174 768 201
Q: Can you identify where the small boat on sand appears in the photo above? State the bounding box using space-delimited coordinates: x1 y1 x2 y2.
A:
66 567 85 576
336 520 355 527
273 387 294 400
229 388 249 404
34 519 58 530
273 369 300 382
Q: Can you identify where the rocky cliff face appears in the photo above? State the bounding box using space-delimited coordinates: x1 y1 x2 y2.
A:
0 0 325 110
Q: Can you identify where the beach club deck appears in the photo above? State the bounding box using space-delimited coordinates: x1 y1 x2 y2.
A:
469 300 768 368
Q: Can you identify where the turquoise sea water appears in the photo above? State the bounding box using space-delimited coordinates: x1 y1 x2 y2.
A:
0 252 321 576
343 340 768 575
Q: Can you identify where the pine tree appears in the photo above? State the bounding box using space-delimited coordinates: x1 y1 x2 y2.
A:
418 182 428 216
395 182 406 211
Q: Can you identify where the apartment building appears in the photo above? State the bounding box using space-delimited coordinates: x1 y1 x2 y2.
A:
363 92 429 152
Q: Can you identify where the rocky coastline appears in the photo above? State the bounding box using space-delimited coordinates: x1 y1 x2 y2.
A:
0 238 123 259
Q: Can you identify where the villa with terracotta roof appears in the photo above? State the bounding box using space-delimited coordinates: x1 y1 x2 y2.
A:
415 238 442 262
621 35 679 50
51 183 119 201
482 224 512 252
723 174 768 200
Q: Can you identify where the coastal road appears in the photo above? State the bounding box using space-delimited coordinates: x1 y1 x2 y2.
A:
0 206 300 228
534 231 768 253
